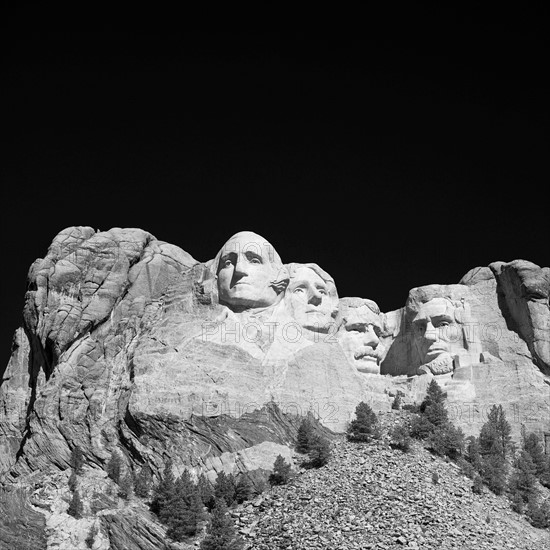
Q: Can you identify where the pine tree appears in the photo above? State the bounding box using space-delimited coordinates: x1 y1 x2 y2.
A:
389 422 412 452
347 402 381 442
481 453 508 495
479 405 512 459
70 446 84 475
107 451 123 483
428 423 465 459
134 465 153 498
68 489 84 519
197 473 215 510
296 417 315 454
235 475 254 504
151 460 175 515
214 471 237 507
526 493 550 529
508 450 538 504
269 455 292 486
164 471 203 540
420 379 445 413
523 430 547 477
200 497 244 550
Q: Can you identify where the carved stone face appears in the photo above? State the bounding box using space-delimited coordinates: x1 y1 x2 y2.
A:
411 298 465 373
286 266 337 332
217 231 284 310
339 304 384 374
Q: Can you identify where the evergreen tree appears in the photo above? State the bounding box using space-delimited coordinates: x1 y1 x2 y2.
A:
70 446 84 475
466 436 483 472
68 489 84 519
523 430 547 477
197 473 215 509
481 453 508 495
420 379 445 413
68 470 78 491
134 465 153 498
479 405 512 459
151 460 175 515
214 471 237 507
269 455 292 486
296 417 315 454
347 402 381 442
200 497 244 550
508 450 538 504
107 451 123 483
164 471 203 540
307 435 331 468
409 413 436 440
235 475 254 504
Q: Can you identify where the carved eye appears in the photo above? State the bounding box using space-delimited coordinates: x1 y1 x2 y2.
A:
249 257 261 264
293 287 306 293
224 259 233 268
437 321 450 327
318 289 327 295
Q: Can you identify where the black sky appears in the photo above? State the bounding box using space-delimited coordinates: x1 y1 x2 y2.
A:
3 24 549 359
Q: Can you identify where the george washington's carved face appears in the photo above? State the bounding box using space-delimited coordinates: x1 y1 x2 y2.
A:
217 232 284 310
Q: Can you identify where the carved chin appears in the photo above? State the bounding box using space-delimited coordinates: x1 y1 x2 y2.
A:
418 352 454 375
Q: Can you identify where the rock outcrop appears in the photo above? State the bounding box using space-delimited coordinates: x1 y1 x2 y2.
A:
0 227 548 548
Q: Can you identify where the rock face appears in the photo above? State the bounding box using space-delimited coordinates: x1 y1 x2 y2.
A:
0 227 548 547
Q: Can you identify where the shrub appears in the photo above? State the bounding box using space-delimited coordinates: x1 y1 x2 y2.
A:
347 402 381 442
472 475 484 495
389 422 412 452
269 455 292 486
457 457 476 479
68 490 84 519
391 393 403 410
85 524 98 548
428 424 465 460
526 494 550 529
235 475 254 504
200 497 244 550
296 417 316 454
409 414 435 440
70 446 84 475
307 435 331 468
118 472 134 500
107 451 123 483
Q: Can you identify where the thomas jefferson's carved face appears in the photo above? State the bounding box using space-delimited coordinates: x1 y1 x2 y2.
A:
411 298 465 367
340 305 384 374
286 266 336 332
217 232 282 310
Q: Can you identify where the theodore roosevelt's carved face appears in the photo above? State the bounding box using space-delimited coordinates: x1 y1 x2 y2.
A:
286 266 338 332
339 301 384 374
216 232 286 310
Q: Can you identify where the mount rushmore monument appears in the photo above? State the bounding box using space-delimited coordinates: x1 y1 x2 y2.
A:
0 226 548 547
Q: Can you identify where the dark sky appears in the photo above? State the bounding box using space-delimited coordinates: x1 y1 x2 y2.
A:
3 25 549 360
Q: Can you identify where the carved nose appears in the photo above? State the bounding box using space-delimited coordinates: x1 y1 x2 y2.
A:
308 288 322 306
364 326 379 349
233 257 249 277
424 321 437 342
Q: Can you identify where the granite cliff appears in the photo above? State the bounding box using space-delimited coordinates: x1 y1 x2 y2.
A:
0 226 548 548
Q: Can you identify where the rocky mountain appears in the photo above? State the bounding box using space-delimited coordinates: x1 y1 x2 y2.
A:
0 226 548 548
